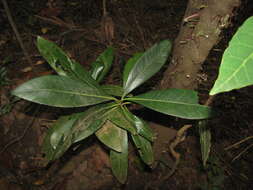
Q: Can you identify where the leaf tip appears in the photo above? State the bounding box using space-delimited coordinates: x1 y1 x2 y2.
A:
37 35 44 43
116 176 127 184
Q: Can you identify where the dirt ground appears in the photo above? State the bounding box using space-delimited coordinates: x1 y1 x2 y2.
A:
0 0 253 189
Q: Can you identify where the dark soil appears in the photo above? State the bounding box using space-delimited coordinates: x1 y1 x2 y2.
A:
0 0 253 189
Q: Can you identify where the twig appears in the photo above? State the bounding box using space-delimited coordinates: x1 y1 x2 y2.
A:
1 0 34 70
225 136 253 151
162 94 216 181
232 143 253 162
162 124 192 179
34 15 82 30
204 95 215 106
103 0 107 16
225 135 253 162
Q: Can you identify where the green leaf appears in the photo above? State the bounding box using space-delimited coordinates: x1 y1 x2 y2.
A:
42 112 84 161
101 85 124 97
72 103 117 143
198 120 211 167
12 75 114 107
123 40 171 96
49 113 83 149
131 134 154 165
107 107 137 134
96 120 127 152
123 53 143 86
210 17 253 95
122 108 154 142
90 47 115 83
37 37 99 88
110 133 128 184
42 103 117 161
74 120 104 142
126 89 211 119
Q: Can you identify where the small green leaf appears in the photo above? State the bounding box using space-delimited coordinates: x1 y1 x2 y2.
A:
37 36 99 88
12 75 114 108
122 108 154 142
90 47 114 82
72 103 117 143
101 85 125 97
43 103 117 161
42 112 84 161
49 113 83 149
126 89 212 119
73 119 104 143
96 120 127 152
123 40 171 96
198 120 211 167
108 107 137 134
110 133 128 184
131 134 154 165
210 17 253 95
123 53 143 86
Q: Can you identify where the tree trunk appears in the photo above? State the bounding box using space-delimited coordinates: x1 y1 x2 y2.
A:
159 0 241 90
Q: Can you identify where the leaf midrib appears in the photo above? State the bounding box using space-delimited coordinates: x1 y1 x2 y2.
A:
214 51 253 93
126 97 204 106
20 88 116 100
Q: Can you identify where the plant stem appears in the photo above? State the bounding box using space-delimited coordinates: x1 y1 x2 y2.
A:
204 95 215 106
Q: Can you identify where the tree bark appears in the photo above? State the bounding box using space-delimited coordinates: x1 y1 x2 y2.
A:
159 0 241 90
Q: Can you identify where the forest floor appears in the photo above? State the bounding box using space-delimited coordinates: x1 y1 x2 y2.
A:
0 0 253 189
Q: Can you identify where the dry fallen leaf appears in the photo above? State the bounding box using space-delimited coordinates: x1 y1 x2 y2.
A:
21 67 32 73
35 60 45 65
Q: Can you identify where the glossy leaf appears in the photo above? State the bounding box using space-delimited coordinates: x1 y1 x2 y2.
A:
131 134 154 165
72 103 117 143
42 112 84 161
123 53 143 86
74 120 104 142
108 107 137 134
96 120 127 152
12 75 114 107
126 89 211 119
123 40 171 96
49 113 82 149
42 103 116 161
37 37 99 88
122 107 154 142
101 85 124 97
210 17 253 95
198 120 211 167
90 47 114 82
110 133 128 184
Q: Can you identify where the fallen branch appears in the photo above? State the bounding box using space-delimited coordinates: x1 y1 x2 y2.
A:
162 95 215 181
1 0 34 71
